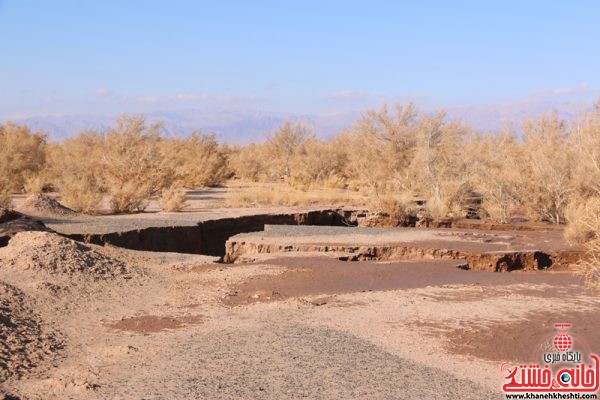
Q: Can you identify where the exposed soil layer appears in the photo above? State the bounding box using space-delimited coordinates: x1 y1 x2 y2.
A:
107 314 204 334
223 257 585 306
225 225 584 271
419 309 600 363
68 209 351 256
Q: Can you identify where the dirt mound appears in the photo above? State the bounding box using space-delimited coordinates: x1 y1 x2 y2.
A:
0 281 63 382
16 194 78 218
0 231 127 277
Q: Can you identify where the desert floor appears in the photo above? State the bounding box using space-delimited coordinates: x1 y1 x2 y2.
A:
1 187 599 399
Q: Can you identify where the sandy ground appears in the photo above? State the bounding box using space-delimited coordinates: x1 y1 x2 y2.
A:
1 230 598 399
1 191 597 399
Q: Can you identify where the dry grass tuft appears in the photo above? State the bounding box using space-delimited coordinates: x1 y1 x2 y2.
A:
159 186 188 212
225 183 363 208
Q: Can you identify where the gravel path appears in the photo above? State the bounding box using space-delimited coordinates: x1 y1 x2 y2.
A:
99 321 496 400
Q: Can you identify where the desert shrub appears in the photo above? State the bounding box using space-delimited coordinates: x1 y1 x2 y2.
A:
0 123 47 192
228 144 268 181
341 103 418 194
288 139 347 189
159 186 187 212
266 122 313 180
519 113 574 224
23 174 46 194
468 131 523 223
570 105 600 199
160 132 229 188
367 189 418 223
574 241 600 290
102 115 165 213
341 103 471 219
564 197 600 244
49 115 234 214
568 195 600 289
50 132 105 213
406 115 473 218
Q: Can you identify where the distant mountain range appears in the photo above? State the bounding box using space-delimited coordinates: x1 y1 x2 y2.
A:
11 109 360 144
5 99 593 143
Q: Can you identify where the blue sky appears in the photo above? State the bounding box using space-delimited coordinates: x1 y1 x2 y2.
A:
1 0 599 119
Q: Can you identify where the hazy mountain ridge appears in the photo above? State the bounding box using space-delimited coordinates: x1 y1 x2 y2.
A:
11 109 360 144
6 99 593 143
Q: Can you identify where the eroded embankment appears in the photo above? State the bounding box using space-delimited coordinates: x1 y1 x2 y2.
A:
66 210 357 257
224 225 584 272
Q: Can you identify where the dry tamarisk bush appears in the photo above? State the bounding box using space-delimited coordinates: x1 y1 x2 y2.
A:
266 122 313 180
519 113 574 224
51 132 105 213
340 102 472 220
229 143 269 181
288 138 348 190
0 123 47 193
405 113 473 219
340 103 419 195
570 104 600 200
159 132 229 188
48 115 231 214
564 197 600 244
574 240 600 290
102 115 165 213
467 131 523 223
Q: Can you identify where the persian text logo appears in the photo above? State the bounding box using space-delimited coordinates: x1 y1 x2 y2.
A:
501 323 599 394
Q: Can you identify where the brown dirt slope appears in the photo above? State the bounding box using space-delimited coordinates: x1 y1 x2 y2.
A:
0 281 63 383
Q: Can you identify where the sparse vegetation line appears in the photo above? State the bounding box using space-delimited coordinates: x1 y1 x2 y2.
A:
2 100 600 287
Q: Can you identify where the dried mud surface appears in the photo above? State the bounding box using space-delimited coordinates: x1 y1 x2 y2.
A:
223 256 586 306
437 309 600 362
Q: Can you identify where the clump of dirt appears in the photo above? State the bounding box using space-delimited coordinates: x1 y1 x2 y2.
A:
107 314 203 334
0 281 63 382
0 231 127 278
16 193 78 218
